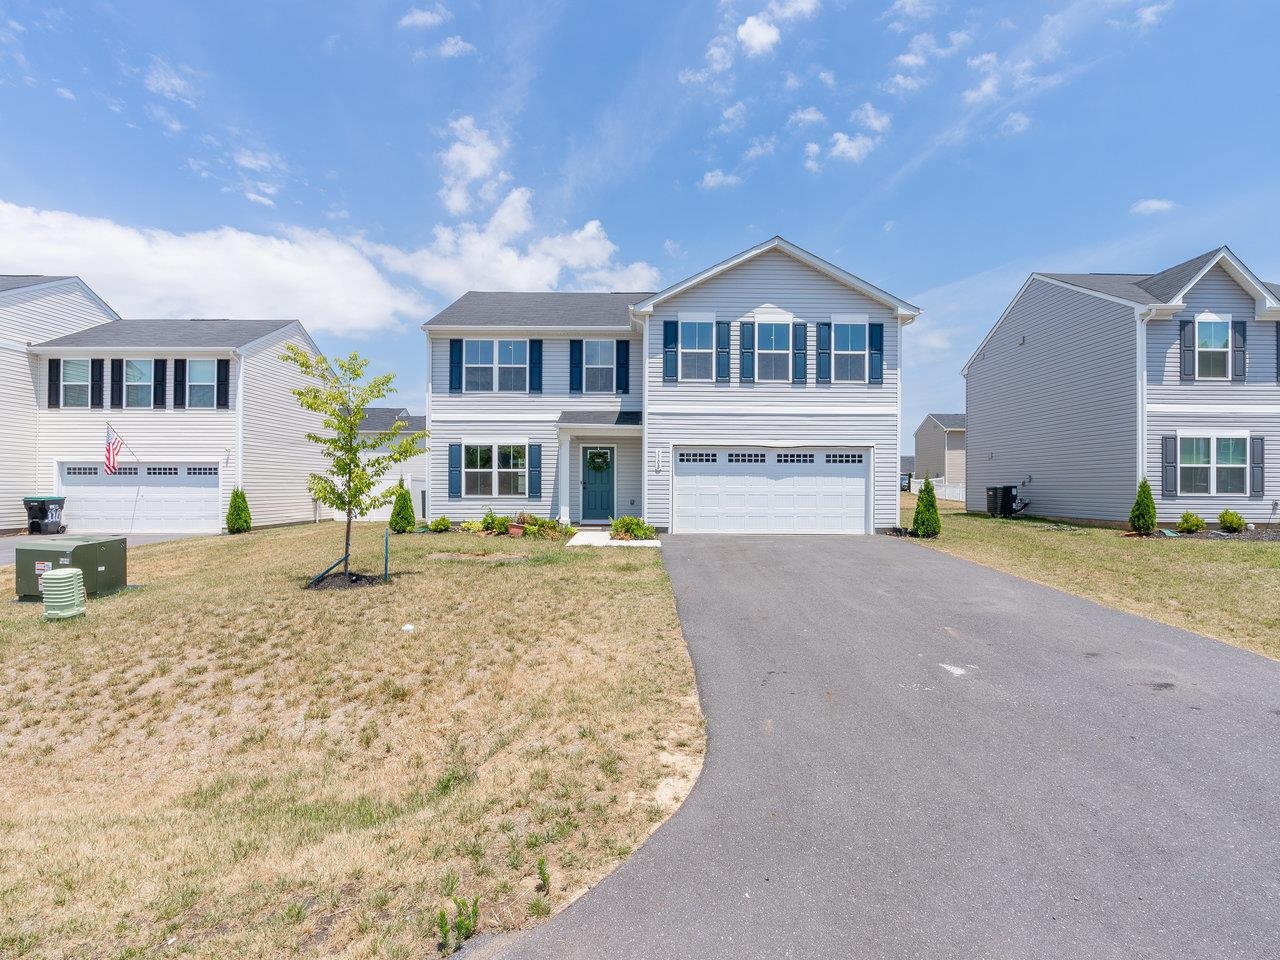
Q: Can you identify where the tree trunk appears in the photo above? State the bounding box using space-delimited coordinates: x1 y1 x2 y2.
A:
344 509 353 576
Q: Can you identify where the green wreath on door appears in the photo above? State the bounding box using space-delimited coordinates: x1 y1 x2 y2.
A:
586 449 611 472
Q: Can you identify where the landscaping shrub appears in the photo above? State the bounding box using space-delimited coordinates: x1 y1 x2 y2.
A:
610 516 657 540
388 482 416 534
516 513 573 538
1218 509 1246 533
911 478 941 538
459 520 483 532
428 515 452 533
226 487 252 534
1128 479 1157 535
1176 511 1206 534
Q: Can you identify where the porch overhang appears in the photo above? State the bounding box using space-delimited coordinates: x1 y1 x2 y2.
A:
554 412 642 523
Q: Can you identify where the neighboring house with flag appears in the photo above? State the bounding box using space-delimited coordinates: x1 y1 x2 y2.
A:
1 273 329 534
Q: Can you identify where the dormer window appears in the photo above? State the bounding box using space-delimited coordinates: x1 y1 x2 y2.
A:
1195 314 1231 380
61 359 90 408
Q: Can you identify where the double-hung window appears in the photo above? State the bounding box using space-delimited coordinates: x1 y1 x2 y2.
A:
584 340 615 393
464 339 527 391
61 359 90 408
124 359 153 408
187 359 216 408
1178 435 1247 495
497 340 527 391
679 321 713 381
833 322 868 381
463 340 494 391
463 443 527 496
756 322 790 381
1195 315 1231 380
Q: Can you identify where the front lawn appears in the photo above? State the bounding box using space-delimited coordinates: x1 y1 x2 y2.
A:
902 493 1280 660
0 524 704 958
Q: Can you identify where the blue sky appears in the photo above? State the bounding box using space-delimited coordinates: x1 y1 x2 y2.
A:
1 0 1277 450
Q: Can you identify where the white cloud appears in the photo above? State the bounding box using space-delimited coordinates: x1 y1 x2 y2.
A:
243 191 275 208
398 4 451 28
883 220 895 232
437 116 506 216
438 35 475 57
769 0 821 17
0 199 425 336
999 111 1030 135
680 34 735 85
882 73 925 94
737 15 781 56
881 0 936 22
719 100 747 132
1130 198 1177 215
663 239 685 258
853 102 891 133
829 131 879 163
1136 1 1174 29
698 169 742 189
233 148 287 173
783 70 802 90
803 142 822 173
788 105 827 125
143 57 198 106
54 86 74 101
962 74 999 104
818 69 835 87
144 103 184 135
743 135 776 160
894 30 970 69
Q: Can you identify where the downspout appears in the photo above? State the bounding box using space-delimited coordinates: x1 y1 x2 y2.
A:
1135 308 1147 486
233 348 245 488
423 332 432 522
638 308 649 525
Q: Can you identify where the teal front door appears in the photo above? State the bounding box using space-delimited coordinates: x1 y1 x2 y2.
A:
582 446 615 522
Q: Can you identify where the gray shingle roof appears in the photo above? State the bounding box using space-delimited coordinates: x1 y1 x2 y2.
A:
929 413 966 430
426 291 651 329
1038 273 1158 303
32 318 295 350
1041 246 1280 306
557 410 643 426
1138 248 1224 303
0 275 71 293
358 407 411 432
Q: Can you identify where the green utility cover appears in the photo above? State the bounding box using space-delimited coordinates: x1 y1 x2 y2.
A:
14 536 127 601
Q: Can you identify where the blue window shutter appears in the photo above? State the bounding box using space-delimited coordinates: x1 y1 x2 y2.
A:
1179 321 1194 381
1161 435 1177 498
569 339 584 393
615 339 630 393
816 322 832 384
1250 436 1265 497
715 320 731 383
110 358 124 408
791 322 807 383
869 323 884 384
448 443 462 499
662 320 678 382
448 339 463 393
215 358 230 408
153 359 167 409
528 443 542 499
529 339 543 393
1232 320 1246 382
47 358 60 408
1276 322 1280 383
740 321 754 382
172 358 185 409
90 358 104 409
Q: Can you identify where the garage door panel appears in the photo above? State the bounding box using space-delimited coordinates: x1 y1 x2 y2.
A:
60 463 221 534
673 446 869 535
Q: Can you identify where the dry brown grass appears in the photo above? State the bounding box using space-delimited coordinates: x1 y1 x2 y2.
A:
903 493 1280 660
0 524 703 958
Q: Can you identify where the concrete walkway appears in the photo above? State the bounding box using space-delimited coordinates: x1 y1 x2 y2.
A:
492 534 1280 960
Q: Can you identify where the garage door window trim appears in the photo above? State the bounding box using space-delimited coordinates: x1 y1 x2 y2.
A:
61 359 91 408
756 322 791 382
124 359 154 408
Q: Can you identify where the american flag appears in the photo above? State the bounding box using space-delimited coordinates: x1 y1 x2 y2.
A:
104 426 123 475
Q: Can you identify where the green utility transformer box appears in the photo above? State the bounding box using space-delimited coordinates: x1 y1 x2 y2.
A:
14 536 127 601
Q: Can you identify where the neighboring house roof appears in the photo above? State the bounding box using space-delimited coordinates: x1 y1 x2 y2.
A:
924 413 966 431
1037 273 1157 303
31 318 297 350
0 274 72 293
900 455 915 474
631 236 921 321
424 291 649 330
557 410 642 426
358 406 412 432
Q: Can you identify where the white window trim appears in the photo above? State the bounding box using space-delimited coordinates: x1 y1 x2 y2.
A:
678 316 714 382
461 441 529 497
583 339 616 394
462 339 530 394
61 358 91 408
755 321 791 382
186 358 217 408
124 358 154 408
1194 312 1232 382
1175 429 1249 496
831 316 870 383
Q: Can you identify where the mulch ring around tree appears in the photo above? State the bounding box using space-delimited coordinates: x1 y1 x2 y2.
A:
305 572 384 590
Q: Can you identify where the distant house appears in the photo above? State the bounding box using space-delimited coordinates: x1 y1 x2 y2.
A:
2 273 328 534
964 246 1278 525
340 406 427 522
913 414 966 484
900 455 915 477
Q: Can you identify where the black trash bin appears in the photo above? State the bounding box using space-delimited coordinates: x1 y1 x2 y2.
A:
23 496 67 534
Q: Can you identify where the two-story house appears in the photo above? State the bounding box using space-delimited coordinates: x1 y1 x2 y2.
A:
964 246 1279 526
422 236 920 534
2 274 329 534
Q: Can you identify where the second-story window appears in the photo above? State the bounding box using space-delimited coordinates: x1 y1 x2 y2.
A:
497 340 527 391
464 340 494 390
1196 315 1231 380
187 359 216 408
584 340 615 393
124 359 153 408
756 322 790 381
61 359 90 408
834 323 868 381
464 339 527 391
680 321 713 381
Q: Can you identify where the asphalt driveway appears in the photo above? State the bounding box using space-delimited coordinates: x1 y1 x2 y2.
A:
493 535 1280 960
0 532 197 567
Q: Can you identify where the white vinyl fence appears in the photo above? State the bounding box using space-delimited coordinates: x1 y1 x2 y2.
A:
910 477 966 503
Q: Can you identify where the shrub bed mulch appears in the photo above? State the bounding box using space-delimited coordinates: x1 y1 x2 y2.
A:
1174 528 1280 542
306 571 384 590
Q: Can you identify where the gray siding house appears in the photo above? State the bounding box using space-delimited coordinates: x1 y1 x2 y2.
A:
964 246 1280 525
913 413 965 484
422 237 920 534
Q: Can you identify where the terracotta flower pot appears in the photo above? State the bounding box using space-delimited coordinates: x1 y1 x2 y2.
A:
508 523 525 538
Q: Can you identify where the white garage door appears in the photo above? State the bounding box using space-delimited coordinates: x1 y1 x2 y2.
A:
673 446 870 534
59 463 222 533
